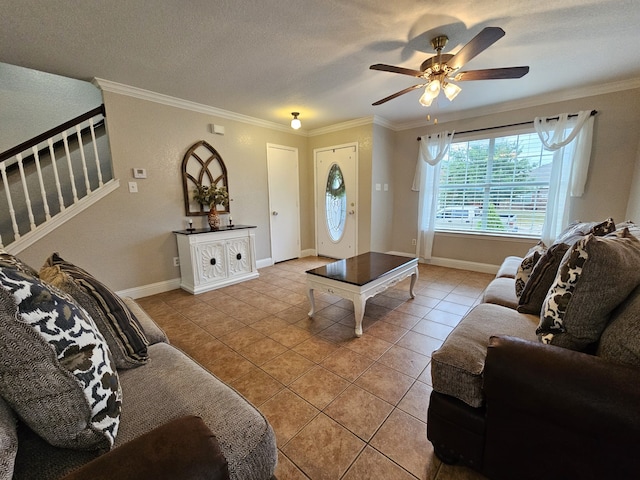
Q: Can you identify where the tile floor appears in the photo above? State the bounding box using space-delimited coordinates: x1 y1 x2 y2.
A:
136 257 493 480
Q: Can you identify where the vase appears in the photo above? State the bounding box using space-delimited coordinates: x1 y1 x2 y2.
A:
208 206 221 230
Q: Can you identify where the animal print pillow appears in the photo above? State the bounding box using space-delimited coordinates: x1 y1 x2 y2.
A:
0 265 121 450
514 241 546 298
537 229 640 351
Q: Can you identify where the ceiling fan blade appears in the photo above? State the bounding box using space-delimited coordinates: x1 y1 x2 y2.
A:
455 66 530 81
372 84 425 106
370 63 424 77
447 27 506 71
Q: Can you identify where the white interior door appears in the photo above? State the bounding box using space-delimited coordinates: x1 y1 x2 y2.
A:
267 144 300 263
315 144 357 259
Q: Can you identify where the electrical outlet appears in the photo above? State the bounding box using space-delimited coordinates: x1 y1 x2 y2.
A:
411 239 417 246
173 257 180 267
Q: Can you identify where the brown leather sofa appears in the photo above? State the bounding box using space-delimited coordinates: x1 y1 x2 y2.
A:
427 228 640 480
428 335 640 480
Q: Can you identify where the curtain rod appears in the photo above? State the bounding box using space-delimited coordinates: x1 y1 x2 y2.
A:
417 109 598 141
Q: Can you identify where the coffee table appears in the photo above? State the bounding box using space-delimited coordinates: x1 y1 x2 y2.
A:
306 252 419 337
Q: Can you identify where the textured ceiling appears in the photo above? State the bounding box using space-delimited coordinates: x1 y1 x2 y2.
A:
2 0 640 131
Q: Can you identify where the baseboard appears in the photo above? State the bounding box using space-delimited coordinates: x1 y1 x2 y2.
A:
301 249 316 257
116 278 181 299
256 258 273 269
428 257 499 274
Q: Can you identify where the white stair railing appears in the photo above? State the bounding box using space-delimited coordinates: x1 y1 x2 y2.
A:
0 105 116 251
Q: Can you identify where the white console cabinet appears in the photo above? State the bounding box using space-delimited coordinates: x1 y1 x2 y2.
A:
174 226 258 294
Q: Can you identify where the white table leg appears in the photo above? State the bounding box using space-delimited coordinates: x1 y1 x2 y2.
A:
307 288 316 317
353 295 365 337
409 267 418 299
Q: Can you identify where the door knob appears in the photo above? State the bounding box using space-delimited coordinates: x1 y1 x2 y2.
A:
348 210 355 215
272 211 278 216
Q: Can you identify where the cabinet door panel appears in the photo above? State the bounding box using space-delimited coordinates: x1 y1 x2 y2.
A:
227 238 251 276
196 241 227 283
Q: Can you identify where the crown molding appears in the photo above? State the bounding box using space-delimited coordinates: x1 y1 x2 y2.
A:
92 78 308 136
393 76 640 131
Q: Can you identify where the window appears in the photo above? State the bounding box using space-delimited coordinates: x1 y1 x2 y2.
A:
435 130 554 236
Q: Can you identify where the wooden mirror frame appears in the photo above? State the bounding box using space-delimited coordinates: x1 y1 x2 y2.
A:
181 140 229 216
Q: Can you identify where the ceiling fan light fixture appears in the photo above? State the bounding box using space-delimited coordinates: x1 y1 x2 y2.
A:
419 89 435 107
290 112 301 130
443 82 462 101
426 78 441 96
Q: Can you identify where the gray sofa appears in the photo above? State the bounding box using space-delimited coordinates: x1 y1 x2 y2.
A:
426 220 640 479
0 251 277 480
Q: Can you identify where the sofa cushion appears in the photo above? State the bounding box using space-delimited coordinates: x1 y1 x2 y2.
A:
60 415 229 480
0 397 18 480
515 242 546 298
496 256 523 279
0 266 121 450
516 243 570 315
431 303 539 408
597 284 640 367
482 277 518 309
538 230 640 351
42 253 149 367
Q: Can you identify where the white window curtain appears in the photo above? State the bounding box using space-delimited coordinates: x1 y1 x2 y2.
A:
534 111 594 244
412 131 454 260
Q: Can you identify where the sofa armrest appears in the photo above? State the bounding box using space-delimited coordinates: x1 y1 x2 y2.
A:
483 335 640 480
484 335 640 431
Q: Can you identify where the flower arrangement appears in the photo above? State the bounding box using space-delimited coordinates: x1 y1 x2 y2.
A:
193 184 229 210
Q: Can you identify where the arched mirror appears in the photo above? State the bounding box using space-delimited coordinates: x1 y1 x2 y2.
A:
182 140 229 216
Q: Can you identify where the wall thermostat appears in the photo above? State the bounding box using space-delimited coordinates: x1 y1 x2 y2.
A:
133 168 147 179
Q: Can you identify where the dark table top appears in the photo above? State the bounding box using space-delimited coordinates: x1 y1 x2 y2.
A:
306 252 417 286
173 225 256 235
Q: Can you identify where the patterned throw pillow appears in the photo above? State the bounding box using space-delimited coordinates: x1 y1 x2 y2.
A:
555 218 616 246
515 241 546 298
517 243 570 315
42 253 149 368
0 266 121 450
0 249 39 277
537 229 640 351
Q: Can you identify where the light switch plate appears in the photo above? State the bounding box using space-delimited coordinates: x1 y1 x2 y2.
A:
128 181 138 193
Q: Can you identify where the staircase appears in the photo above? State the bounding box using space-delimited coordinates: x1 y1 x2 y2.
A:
0 105 118 254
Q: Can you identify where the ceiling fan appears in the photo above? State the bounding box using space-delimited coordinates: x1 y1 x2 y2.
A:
370 27 529 107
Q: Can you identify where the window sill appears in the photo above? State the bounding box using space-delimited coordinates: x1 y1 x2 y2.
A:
434 229 540 243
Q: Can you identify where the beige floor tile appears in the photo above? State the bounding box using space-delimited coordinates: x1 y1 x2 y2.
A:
395 301 433 318
218 326 265 351
397 331 443 357
239 337 288 365
318 323 358 344
292 336 339 363
423 309 463 328
344 334 392 361
275 450 310 480
418 361 433 386
324 385 393 441
320 347 374 382
262 350 316 385
397 380 433 423
411 320 454 342
377 345 431 378
343 446 416 480
250 316 291 336
355 363 414 405
259 389 319 446
229 366 283 406
435 463 489 480
289 366 350 409
433 301 471 316
200 316 246 338
370 409 440 480
380 310 422 330
282 414 365 480
295 315 335 334
207 350 255 383
268 324 313 348
275 306 311 324
365 320 409 344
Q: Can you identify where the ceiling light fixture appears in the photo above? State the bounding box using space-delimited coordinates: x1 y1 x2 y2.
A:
290 112 301 130
417 35 462 107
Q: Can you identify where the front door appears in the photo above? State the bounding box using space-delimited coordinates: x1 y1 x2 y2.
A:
267 144 300 263
315 143 357 259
